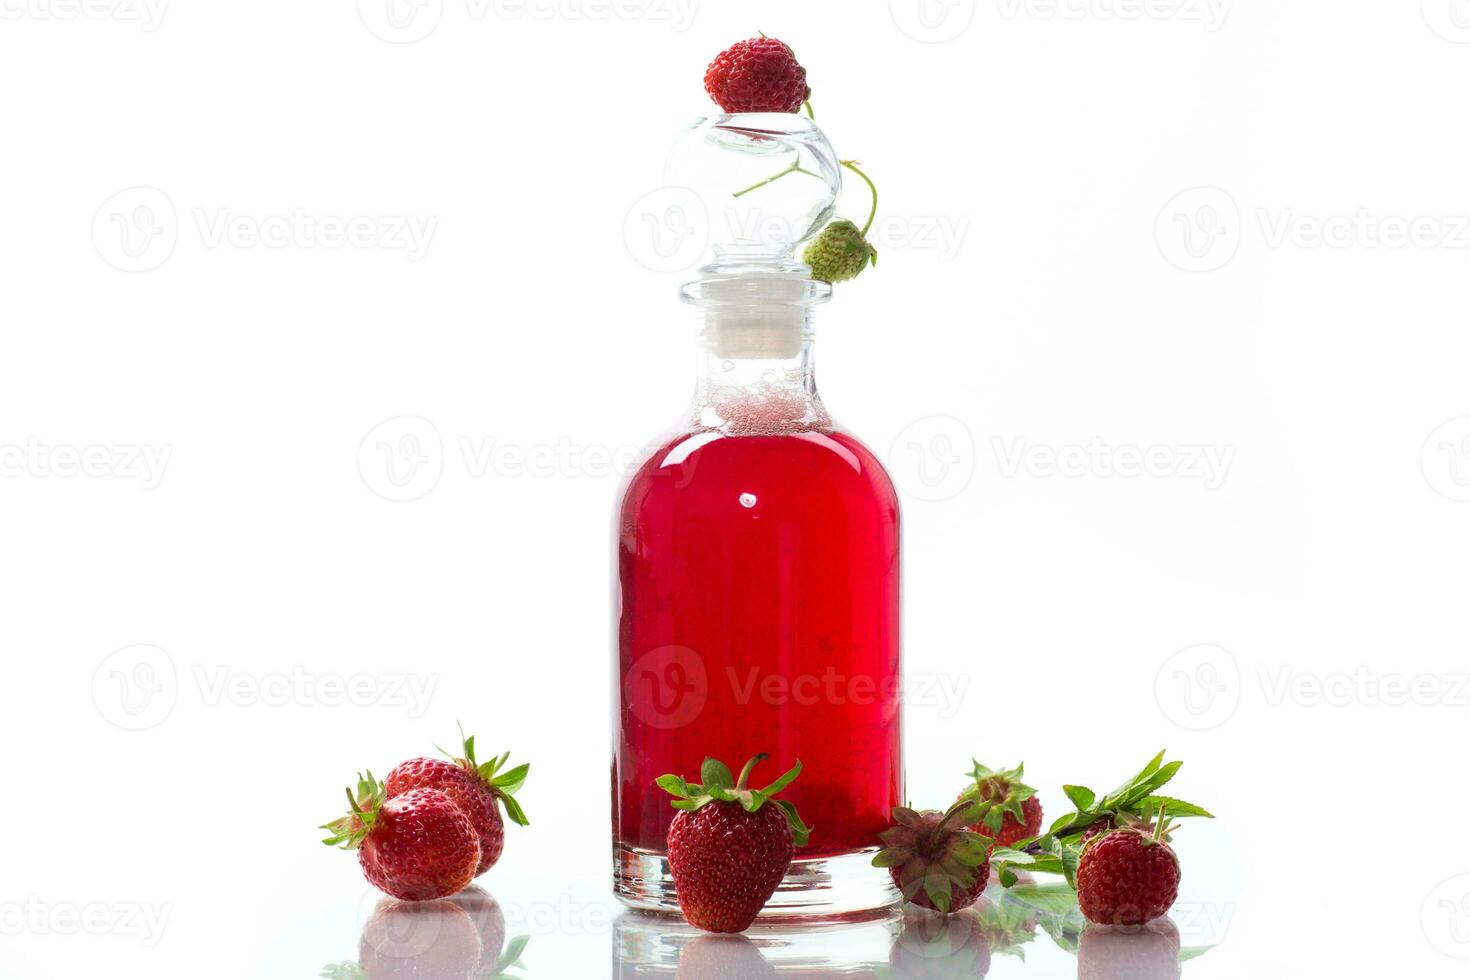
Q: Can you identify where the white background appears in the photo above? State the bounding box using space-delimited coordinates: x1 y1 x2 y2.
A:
3 0 1469 977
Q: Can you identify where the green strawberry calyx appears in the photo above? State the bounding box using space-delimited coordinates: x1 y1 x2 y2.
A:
959 760 1038 836
320 771 387 850
656 754 811 847
871 799 992 914
439 724 531 828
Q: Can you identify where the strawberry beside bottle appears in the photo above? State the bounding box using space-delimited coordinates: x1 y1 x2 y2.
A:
322 730 529 902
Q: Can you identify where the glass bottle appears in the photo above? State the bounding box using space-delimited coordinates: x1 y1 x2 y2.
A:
612 114 902 919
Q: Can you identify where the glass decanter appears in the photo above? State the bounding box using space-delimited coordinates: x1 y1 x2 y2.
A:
613 114 902 919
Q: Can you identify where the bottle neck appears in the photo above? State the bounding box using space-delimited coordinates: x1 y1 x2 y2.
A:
680 267 832 435
692 320 828 434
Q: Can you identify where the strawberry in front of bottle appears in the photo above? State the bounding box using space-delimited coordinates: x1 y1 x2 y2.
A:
656 755 811 933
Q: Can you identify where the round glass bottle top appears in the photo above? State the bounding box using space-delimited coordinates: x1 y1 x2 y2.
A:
665 113 841 275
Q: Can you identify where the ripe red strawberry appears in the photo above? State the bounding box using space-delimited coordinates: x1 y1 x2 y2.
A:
384 731 529 877
322 773 480 901
704 37 811 114
958 761 1043 847
1076 825 1181 926
656 755 810 933
874 799 993 914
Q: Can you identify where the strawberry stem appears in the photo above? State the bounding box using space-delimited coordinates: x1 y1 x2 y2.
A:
735 753 768 790
732 155 821 198
840 160 878 237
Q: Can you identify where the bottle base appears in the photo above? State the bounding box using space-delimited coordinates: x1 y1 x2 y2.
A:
613 843 900 922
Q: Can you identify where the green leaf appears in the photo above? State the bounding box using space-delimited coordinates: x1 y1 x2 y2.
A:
701 758 735 790
1007 882 1080 915
499 793 530 827
496 935 530 973
491 763 530 793
1139 795 1213 819
655 775 690 798
772 798 811 847
758 760 803 799
871 847 911 868
1103 750 1165 802
1063 785 1096 811
923 874 952 914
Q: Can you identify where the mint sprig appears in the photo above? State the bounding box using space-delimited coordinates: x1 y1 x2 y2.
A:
989 751 1212 888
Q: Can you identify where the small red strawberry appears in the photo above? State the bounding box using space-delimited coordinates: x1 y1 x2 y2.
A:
385 730 529 877
704 36 811 115
322 773 480 901
1076 820 1181 926
874 799 993 915
656 754 810 934
957 761 1043 847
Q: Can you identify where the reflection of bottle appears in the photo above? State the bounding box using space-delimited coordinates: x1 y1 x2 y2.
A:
613 246 902 918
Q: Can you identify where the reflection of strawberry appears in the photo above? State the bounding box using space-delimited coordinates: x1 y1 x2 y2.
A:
704 37 811 114
677 934 776 979
1076 826 1181 926
874 800 991 914
357 897 481 980
449 887 506 975
1077 917 1181 980
958 762 1042 847
657 755 810 933
385 731 529 877
322 774 480 901
885 908 993 978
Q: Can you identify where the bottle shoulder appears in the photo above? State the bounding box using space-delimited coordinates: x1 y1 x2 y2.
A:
618 424 898 512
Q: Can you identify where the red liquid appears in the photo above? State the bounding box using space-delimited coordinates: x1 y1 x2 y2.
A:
615 427 902 858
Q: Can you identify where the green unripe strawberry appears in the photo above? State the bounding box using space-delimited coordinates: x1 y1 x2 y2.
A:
803 219 878 283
